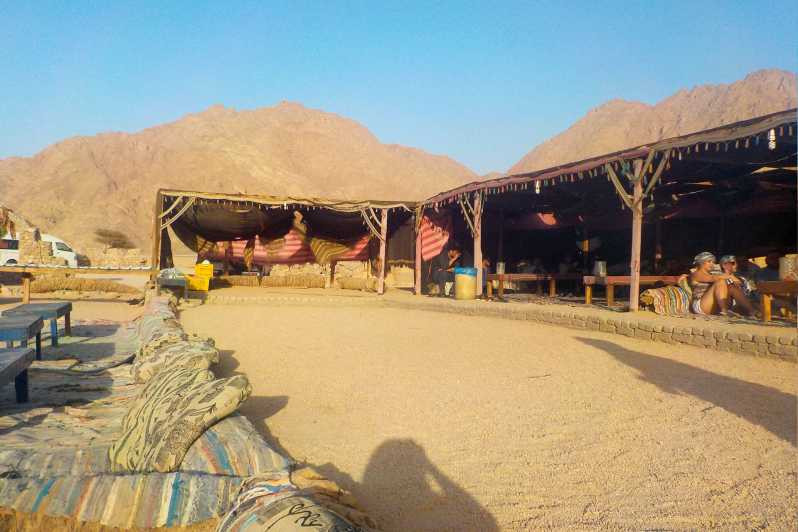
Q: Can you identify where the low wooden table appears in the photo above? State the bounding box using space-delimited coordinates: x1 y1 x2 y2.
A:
0 348 36 403
485 273 583 299
583 275 682 306
756 281 798 322
2 302 72 347
0 316 43 360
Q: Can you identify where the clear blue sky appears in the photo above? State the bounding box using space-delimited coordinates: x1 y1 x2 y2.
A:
1 1 795 174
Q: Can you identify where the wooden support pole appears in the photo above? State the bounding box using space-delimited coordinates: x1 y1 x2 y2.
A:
21 274 31 304
629 161 644 311
585 284 593 305
473 194 483 296
607 284 615 307
497 209 505 263
548 278 556 297
377 208 388 295
415 214 423 295
654 217 663 273
761 293 772 322
149 191 163 282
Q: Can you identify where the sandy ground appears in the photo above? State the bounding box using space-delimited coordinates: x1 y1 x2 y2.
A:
180 302 797 531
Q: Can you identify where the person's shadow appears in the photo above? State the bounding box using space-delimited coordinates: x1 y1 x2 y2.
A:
315 438 498 531
576 337 797 446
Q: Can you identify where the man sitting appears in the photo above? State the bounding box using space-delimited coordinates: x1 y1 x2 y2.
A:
432 245 468 297
754 251 782 282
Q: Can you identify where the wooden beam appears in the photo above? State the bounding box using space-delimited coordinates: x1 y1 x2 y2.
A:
629 160 644 311
377 208 388 295
149 191 163 281
473 194 483 296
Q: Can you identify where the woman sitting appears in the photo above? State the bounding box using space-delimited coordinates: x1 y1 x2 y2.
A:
689 252 756 316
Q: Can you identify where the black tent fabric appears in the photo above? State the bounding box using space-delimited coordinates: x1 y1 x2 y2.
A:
162 195 416 266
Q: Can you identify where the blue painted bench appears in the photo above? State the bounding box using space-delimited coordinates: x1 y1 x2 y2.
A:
0 348 36 402
0 316 43 360
2 302 72 347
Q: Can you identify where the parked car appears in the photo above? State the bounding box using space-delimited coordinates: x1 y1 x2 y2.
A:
1 232 79 267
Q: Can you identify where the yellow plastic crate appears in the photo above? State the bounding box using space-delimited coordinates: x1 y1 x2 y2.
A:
194 263 214 278
186 274 210 291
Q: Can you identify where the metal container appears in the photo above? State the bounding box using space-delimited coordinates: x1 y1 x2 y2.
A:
592 260 607 277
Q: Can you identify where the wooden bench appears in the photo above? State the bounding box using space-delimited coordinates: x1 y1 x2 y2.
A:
2 302 72 347
0 348 36 402
756 281 798 322
485 273 583 299
0 316 43 360
583 275 682 307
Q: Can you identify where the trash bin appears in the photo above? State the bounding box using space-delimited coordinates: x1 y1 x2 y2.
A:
454 267 477 300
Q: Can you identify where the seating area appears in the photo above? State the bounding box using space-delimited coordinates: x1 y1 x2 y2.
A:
0 295 375 530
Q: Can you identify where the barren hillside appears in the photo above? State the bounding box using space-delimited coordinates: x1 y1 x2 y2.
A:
0 102 476 251
510 69 797 174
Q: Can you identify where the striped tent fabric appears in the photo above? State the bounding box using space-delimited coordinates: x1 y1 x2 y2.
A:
420 211 452 261
210 231 371 266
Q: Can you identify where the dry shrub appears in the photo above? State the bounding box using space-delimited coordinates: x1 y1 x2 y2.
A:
94 228 135 249
338 277 376 291
261 274 326 288
31 277 141 294
212 275 260 288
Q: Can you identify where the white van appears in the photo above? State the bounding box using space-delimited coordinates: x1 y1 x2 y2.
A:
1 232 78 267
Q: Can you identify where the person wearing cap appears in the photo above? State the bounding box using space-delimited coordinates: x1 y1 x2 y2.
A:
719 255 757 314
720 255 753 295
689 252 754 316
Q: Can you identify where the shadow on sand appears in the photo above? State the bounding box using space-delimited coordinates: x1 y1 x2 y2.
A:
576 337 797 446
315 438 498 531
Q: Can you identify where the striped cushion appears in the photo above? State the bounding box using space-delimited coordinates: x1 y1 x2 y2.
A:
640 285 690 315
181 415 292 477
0 472 242 529
0 417 289 480
110 369 252 473
131 337 220 384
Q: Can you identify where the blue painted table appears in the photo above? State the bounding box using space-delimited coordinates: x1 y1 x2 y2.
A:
0 316 43 360
0 348 35 402
2 302 72 347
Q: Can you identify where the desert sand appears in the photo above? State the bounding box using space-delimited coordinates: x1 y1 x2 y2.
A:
180 302 797 531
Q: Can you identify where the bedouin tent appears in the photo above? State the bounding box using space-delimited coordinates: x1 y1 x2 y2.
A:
151 190 417 294
416 109 797 308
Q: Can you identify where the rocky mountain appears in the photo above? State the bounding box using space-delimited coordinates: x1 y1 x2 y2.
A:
510 69 797 174
0 102 476 251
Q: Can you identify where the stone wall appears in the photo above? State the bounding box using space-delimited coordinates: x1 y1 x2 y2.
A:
84 247 149 267
18 230 66 266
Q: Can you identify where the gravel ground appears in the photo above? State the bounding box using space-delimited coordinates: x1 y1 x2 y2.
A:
179 303 796 530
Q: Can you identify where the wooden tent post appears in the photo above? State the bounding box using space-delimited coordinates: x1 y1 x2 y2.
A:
654 217 663 273
473 193 483 296
377 208 388 295
149 191 163 281
629 161 644 311
497 209 504 263
415 213 423 295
